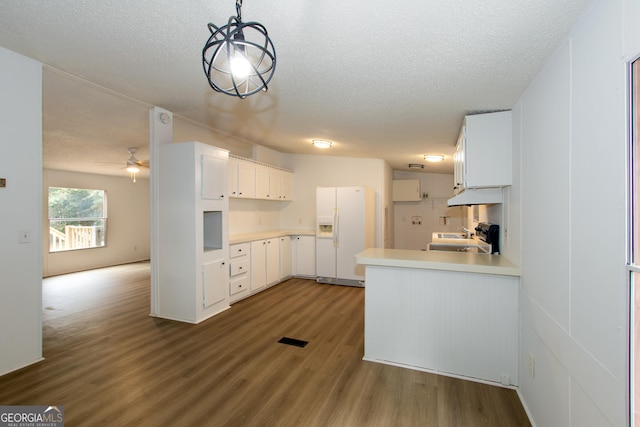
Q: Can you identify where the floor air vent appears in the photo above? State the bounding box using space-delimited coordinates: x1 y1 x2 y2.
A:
278 337 308 348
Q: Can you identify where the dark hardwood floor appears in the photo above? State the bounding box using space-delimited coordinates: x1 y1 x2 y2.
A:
0 262 531 426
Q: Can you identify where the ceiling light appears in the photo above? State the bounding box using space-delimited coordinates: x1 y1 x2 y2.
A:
424 154 445 162
312 139 332 149
202 0 276 98
408 163 424 169
126 147 141 183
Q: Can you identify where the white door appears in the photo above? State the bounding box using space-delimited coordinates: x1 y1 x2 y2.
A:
237 161 255 198
316 187 336 278
280 237 292 279
266 238 280 285
201 153 226 200
294 236 316 277
202 259 227 308
336 187 366 281
250 240 267 291
255 166 270 199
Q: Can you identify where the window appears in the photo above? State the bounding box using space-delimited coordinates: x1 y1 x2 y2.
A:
48 187 107 252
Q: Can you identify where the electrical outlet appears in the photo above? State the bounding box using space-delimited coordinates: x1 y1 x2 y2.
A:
528 353 535 378
500 374 510 386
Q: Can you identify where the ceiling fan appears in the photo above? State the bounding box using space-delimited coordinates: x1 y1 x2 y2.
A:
125 147 149 182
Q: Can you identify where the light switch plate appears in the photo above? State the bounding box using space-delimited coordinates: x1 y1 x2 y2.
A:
19 229 30 243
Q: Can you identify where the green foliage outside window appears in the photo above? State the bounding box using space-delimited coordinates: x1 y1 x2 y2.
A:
48 187 107 251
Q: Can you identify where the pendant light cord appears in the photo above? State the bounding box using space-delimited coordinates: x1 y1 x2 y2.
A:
236 0 242 21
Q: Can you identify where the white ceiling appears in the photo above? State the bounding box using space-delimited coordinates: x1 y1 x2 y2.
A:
0 0 593 177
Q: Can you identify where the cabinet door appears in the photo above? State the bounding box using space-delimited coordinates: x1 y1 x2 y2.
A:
294 235 316 277
268 169 280 200
250 240 267 291
203 259 227 308
280 171 293 201
392 179 421 201
279 237 292 279
462 111 511 188
255 166 270 199
266 238 280 285
453 131 465 194
228 157 239 197
201 153 227 200
237 160 256 198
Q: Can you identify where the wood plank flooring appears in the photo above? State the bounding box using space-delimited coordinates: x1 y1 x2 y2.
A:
0 262 531 426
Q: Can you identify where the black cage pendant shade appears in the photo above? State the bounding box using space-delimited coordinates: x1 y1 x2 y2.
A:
202 0 276 98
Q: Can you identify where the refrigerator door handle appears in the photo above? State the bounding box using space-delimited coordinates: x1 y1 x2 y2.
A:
333 208 339 247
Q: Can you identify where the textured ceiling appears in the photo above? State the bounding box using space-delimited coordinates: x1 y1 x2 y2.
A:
0 0 594 177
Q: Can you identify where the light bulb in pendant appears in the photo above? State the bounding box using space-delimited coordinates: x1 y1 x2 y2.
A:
230 52 251 79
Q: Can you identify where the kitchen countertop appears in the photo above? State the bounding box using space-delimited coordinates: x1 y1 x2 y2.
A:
355 248 520 276
230 229 315 245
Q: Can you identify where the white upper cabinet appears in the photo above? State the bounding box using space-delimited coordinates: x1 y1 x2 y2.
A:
229 156 293 201
279 171 293 201
453 111 512 193
228 157 256 198
228 156 239 197
255 165 270 199
392 179 421 201
268 168 280 200
237 161 256 198
201 151 227 200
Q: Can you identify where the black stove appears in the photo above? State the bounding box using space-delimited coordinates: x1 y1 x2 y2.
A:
474 222 500 254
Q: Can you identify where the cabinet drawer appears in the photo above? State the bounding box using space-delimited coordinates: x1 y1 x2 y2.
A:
230 259 249 277
230 242 250 258
230 276 249 295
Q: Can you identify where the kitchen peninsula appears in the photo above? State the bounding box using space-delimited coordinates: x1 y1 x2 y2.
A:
356 248 520 387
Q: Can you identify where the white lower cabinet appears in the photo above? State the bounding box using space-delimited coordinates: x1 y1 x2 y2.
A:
250 238 280 291
203 258 227 308
266 238 280 285
230 234 315 304
292 235 316 277
280 237 292 279
250 240 267 291
229 242 250 303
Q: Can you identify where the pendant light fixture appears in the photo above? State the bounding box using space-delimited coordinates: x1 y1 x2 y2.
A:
202 0 276 98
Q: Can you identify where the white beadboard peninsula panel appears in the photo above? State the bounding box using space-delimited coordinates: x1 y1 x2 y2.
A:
364 265 518 386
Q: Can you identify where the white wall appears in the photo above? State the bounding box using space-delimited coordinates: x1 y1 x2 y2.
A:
0 47 43 375
280 154 390 249
42 170 150 277
172 116 253 159
392 171 466 250
514 0 632 424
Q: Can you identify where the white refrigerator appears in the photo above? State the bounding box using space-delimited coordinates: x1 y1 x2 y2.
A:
316 186 375 287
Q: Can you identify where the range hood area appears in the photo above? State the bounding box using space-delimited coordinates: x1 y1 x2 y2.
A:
447 188 503 206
